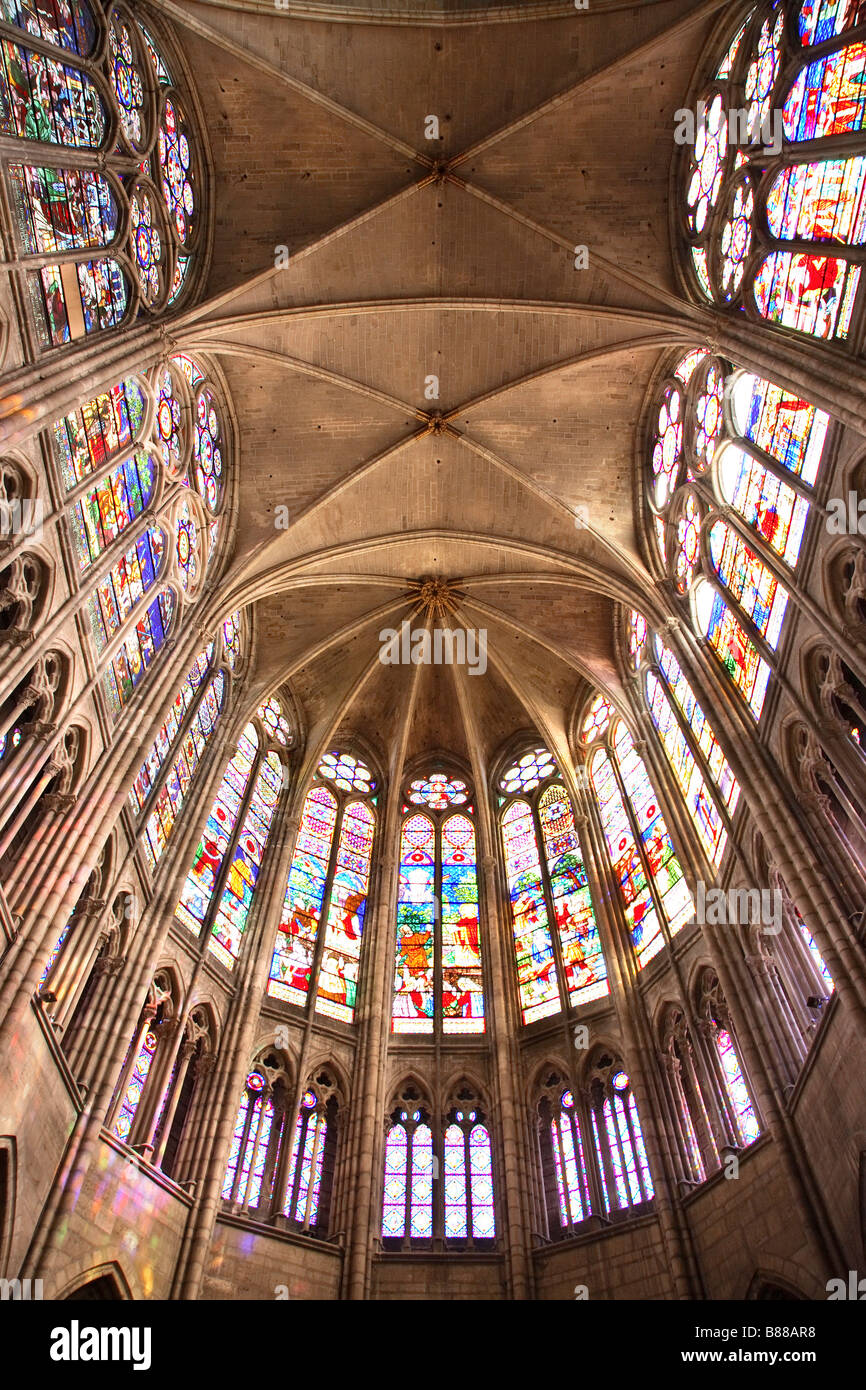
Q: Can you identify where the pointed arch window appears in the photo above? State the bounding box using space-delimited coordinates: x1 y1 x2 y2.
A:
108 970 174 1143
380 1083 495 1245
0 2 203 342
282 1084 338 1232
536 1078 595 1236
698 971 761 1147
392 772 484 1035
590 1064 654 1214
222 1060 341 1231
682 0 866 340
583 699 692 968
268 749 377 1023
628 612 741 870
646 350 831 720
175 700 287 970
382 1107 434 1241
497 747 607 1026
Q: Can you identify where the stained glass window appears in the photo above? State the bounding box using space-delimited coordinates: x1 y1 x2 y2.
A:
282 1091 327 1227
500 749 606 1024
318 750 375 794
647 636 740 866
269 785 338 1008
498 746 557 794
682 1 866 339
590 718 692 968
549 1089 592 1229
112 1028 157 1142
0 39 105 146
392 797 485 1034
268 756 376 1019
140 673 224 872
222 1072 275 1207
70 449 158 570
208 751 281 969
591 1070 654 1214
407 773 468 809
381 1112 434 1240
444 1117 495 1239
714 1027 760 1145
257 695 291 746
175 724 258 939
0 9 203 342
580 694 612 743
86 526 165 653
9 164 118 254
222 610 241 669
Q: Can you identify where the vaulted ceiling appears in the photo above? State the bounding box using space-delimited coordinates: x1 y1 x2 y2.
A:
161 0 729 770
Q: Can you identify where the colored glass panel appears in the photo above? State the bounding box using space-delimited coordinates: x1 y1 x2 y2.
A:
767 156 866 245
647 670 729 867
501 799 559 1023
70 448 157 570
52 377 146 491
382 1124 409 1237
654 638 740 825
159 95 195 248
87 525 165 654
728 372 829 486
650 381 684 508
9 163 117 254
130 642 212 813
112 1029 157 1141
208 750 281 970
591 748 662 967
318 750 374 794
715 1028 760 1144
441 813 484 1033
582 694 613 743
695 580 772 719
392 814 435 1032
499 746 556 794
753 250 861 339
613 721 693 943
410 1123 433 1238
799 0 866 43
141 672 224 873
1 0 97 55
709 520 790 649
717 446 810 569
102 589 173 718
407 773 468 809
469 1124 495 1238
317 799 375 1023
109 12 146 148
257 696 290 745
175 724 258 938
784 41 866 140
538 783 608 1005
267 784 338 1006
0 38 104 144
444 1124 468 1238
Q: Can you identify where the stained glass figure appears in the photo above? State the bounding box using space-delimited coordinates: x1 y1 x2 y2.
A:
70 448 158 569
392 813 436 1032
139 671 224 873
269 756 376 1016
538 785 607 1005
0 38 105 146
